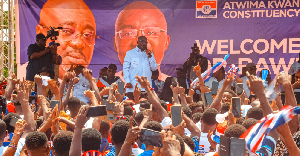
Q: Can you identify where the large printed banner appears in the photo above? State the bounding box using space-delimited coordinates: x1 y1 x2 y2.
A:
16 0 300 80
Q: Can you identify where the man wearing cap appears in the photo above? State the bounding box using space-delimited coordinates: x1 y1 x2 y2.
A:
26 33 59 82
123 36 157 100
97 64 122 89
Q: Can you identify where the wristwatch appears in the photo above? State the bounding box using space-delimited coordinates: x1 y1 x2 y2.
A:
209 146 216 151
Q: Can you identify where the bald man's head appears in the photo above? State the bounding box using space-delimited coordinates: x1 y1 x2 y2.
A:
114 1 170 65
37 0 96 79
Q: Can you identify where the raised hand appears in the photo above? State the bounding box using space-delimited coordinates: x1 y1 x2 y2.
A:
170 120 186 137
133 83 141 99
161 130 181 156
63 71 75 81
34 75 43 85
84 90 95 99
75 105 90 128
143 104 153 120
16 82 29 104
246 71 265 95
114 102 124 116
223 74 235 88
135 76 150 90
276 72 291 86
72 77 79 85
124 116 141 144
170 84 179 94
207 130 217 151
14 119 27 135
178 86 185 95
193 62 202 78
188 88 195 97
82 68 93 81
115 89 125 102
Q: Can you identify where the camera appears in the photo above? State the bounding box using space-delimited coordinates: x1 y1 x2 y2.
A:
46 26 63 46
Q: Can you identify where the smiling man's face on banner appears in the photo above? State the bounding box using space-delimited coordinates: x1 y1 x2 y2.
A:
114 1 170 65
36 0 96 78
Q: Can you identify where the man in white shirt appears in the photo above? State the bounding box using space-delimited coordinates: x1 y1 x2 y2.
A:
123 36 158 100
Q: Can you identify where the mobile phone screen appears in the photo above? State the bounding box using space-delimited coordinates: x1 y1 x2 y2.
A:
86 106 107 117
219 135 230 156
236 83 243 95
171 105 182 127
138 129 162 148
231 97 241 118
205 92 214 105
50 100 60 110
230 138 245 156
211 81 219 95
117 82 125 95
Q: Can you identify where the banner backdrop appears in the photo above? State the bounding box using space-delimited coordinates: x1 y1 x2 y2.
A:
16 0 300 80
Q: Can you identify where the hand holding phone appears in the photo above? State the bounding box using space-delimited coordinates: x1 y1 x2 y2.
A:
117 82 125 95
138 128 162 148
171 105 182 127
231 97 241 118
211 81 219 95
86 105 107 117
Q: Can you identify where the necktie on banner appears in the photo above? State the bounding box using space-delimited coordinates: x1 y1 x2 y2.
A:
240 105 300 155
191 54 230 88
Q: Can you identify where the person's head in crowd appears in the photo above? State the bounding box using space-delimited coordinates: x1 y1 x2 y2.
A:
246 63 257 76
35 33 47 47
82 128 102 152
222 89 238 103
38 0 96 79
189 102 204 114
153 133 185 156
250 100 260 107
182 135 195 152
25 131 50 156
52 131 73 156
12 99 23 115
144 121 163 132
176 67 187 79
67 97 82 118
201 108 219 132
236 117 245 125
259 69 271 83
124 105 133 116
182 105 192 119
152 70 160 81
0 120 7 144
134 111 144 126
73 65 86 76
99 120 110 139
99 67 108 78
159 100 168 111
192 112 203 124
0 95 6 114
220 102 231 114
110 120 129 146
107 64 117 79
212 66 225 82
114 1 170 65
242 118 258 130
39 66 53 78
241 67 247 77
3 113 21 133
246 107 264 120
224 124 246 138
140 100 151 112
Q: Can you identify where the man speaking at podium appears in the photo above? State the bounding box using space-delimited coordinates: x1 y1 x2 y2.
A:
123 36 158 100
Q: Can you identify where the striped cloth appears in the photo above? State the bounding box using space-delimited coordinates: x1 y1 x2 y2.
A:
82 150 103 156
240 105 300 155
191 54 230 88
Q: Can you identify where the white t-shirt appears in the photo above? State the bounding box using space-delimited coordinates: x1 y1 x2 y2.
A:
161 117 172 127
132 104 140 113
84 118 94 129
2 138 26 156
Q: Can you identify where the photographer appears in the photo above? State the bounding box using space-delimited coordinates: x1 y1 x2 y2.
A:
26 33 60 82
183 43 208 79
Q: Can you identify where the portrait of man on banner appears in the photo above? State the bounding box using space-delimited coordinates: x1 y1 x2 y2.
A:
114 1 170 80
19 0 97 79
